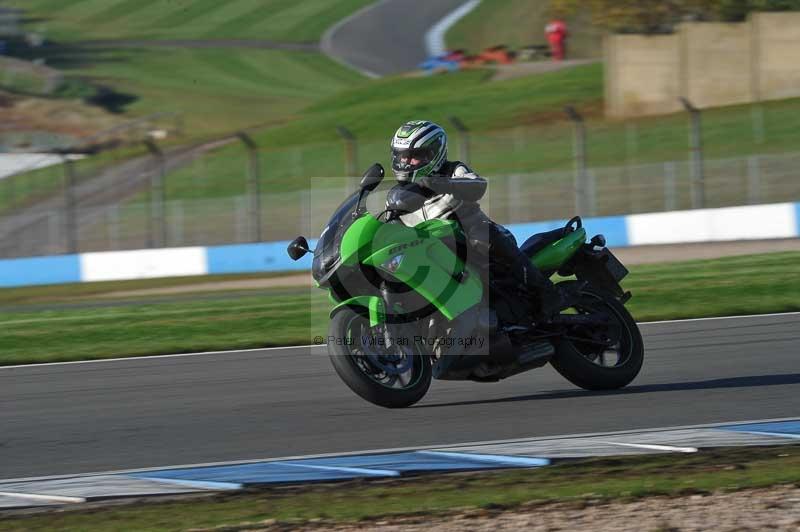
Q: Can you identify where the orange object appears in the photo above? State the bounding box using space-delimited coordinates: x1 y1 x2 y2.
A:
460 45 516 67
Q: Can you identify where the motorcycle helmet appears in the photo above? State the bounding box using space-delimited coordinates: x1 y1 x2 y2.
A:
390 120 447 183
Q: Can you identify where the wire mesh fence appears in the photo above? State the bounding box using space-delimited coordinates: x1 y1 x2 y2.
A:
1 100 799 259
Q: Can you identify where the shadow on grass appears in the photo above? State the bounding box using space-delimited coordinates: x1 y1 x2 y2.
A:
3 36 138 113
416 373 800 408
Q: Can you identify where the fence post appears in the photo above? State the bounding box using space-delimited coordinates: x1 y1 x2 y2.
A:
663 161 677 211
565 106 589 215
624 122 638 213
108 203 120 250
144 139 167 248
234 196 248 243
679 97 705 209
751 103 765 145
236 132 262 242
509 174 522 222
448 116 471 165
336 126 358 177
586 170 597 216
3 172 15 211
171 200 184 245
747 155 761 205
59 153 78 254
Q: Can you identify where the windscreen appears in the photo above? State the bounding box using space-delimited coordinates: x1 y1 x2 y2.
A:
312 191 361 281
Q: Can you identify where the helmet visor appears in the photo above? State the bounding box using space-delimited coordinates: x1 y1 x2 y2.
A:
391 146 435 174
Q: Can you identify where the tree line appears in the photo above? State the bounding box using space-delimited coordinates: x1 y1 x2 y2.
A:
550 0 800 33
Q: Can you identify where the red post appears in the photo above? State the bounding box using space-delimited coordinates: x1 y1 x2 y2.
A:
545 19 568 61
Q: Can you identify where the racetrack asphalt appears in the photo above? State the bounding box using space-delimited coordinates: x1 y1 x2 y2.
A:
2 313 798 479
322 0 469 76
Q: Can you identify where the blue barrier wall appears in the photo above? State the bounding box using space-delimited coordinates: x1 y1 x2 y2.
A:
0 254 81 288
206 240 317 275
795 203 800 236
508 215 629 248
0 203 797 288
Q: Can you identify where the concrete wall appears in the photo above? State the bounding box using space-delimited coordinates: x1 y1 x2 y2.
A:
605 34 681 116
683 22 753 109
755 12 800 100
606 12 800 117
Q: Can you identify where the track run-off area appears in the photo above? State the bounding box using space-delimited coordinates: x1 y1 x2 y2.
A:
1 312 799 479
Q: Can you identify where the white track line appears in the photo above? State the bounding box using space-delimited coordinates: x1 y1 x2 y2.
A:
596 441 698 453
418 450 550 467
0 491 85 504
139 477 243 490
275 462 400 477
425 0 481 57
641 311 800 326
0 344 322 370
2 311 797 371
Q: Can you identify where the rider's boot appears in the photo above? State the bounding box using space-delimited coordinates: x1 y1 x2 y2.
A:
511 255 584 320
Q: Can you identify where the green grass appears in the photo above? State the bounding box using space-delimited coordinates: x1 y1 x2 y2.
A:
6 0 374 42
0 67 49 95
1 62 602 211
445 0 603 59
0 271 304 306
1 445 798 532
2 0 370 143
66 46 363 138
0 46 364 212
157 61 800 205
0 285 328 365
160 63 606 197
0 1 374 212
1 251 798 365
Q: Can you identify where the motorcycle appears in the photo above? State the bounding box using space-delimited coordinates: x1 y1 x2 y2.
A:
287 164 643 408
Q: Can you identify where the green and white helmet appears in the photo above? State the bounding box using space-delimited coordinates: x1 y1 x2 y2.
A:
390 120 447 182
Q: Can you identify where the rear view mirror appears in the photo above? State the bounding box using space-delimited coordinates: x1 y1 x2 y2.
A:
360 163 385 191
287 236 310 261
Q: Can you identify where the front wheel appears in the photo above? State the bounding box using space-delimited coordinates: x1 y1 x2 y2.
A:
328 307 432 408
551 283 644 390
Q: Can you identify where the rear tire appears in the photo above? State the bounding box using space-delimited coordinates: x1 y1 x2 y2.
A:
551 284 644 390
328 308 432 408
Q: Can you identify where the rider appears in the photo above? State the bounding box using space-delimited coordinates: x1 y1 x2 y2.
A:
389 120 577 320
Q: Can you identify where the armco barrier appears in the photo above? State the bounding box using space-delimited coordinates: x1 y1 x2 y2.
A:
0 202 797 288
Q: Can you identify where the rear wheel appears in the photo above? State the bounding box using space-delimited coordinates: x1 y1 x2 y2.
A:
328 307 432 408
551 283 643 390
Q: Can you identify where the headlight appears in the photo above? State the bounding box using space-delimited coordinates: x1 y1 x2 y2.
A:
381 254 404 274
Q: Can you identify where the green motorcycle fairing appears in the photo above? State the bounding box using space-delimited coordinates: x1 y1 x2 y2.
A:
330 212 587 324
531 227 587 271
363 223 483 321
330 295 386 327
337 214 482 321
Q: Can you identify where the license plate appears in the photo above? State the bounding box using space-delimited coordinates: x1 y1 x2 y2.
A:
600 248 628 282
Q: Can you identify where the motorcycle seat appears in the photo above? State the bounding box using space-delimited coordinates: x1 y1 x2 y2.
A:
520 227 568 258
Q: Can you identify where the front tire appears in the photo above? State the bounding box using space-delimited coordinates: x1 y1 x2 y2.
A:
328 308 432 408
551 284 644 390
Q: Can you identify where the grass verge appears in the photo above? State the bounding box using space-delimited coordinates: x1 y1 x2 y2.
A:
160 64 800 202
1 444 798 532
446 0 603 59
6 0 375 43
55 46 362 139
0 250 798 365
